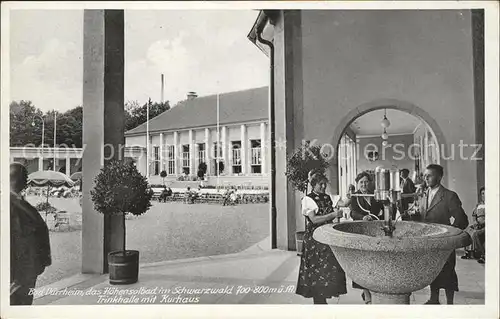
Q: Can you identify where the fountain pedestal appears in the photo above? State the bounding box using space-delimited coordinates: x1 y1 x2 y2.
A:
372 292 411 304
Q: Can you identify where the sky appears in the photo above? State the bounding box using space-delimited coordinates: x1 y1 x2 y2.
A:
10 10 269 112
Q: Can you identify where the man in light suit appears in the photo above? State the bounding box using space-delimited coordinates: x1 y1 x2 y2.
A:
417 164 469 305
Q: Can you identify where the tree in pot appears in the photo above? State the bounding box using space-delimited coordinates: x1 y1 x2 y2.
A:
197 162 207 180
285 141 330 255
90 160 152 284
160 170 167 186
218 161 225 176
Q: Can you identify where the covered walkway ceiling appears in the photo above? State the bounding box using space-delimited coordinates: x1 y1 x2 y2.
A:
350 108 422 136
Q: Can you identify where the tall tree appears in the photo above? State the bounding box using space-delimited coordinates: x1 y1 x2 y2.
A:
57 106 83 147
10 97 171 147
10 101 44 147
125 99 171 131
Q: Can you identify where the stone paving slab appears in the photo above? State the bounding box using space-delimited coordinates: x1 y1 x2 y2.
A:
34 249 485 306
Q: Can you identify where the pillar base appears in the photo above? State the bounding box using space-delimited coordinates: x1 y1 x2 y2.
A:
372 292 411 304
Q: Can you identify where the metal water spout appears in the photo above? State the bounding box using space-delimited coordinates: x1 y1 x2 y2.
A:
374 167 401 237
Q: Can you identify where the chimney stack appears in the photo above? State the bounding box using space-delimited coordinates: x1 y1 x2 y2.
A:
187 91 198 100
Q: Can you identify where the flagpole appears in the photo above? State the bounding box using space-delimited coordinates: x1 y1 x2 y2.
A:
146 98 150 177
216 93 220 191
53 111 57 171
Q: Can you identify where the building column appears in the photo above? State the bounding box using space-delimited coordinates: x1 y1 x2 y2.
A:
173 131 179 176
273 11 303 250
205 128 211 176
159 133 164 172
240 124 247 175
65 155 71 175
221 126 227 174
189 129 194 175
472 9 485 194
38 157 43 171
260 122 267 175
82 9 125 274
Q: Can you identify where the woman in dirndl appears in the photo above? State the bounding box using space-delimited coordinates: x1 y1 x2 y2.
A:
349 171 384 304
296 172 347 304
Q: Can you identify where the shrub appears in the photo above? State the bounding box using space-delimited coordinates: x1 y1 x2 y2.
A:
160 170 167 185
285 141 330 193
91 160 152 252
35 201 57 217
197 162 207 180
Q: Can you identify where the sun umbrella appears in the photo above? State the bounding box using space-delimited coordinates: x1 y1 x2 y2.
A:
70 171 82 181
28 170 75 203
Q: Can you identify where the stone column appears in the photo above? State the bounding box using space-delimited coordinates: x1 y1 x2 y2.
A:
65 155 71 175
189 129 194 175
205 128 211 176
221 126 227 174
472 10 485 195
260 122 266 175
240 124 247 175
273 11 303 250
38 157 43 171
195 143 200 171
160 133 164 172
82 10 125 274
173 131 179 175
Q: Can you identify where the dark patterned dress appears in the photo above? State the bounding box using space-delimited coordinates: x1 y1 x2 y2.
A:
296 192 347 299
349 190 384 290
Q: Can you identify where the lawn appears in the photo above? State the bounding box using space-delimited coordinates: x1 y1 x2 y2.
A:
25 196 270 287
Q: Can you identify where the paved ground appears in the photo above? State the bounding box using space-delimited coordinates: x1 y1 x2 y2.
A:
25 196 269 287
33 240 485 306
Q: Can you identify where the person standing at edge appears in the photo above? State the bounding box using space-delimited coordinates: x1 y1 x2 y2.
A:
400 168 416 213
417 164 469 305
296 172 347 304
10 162 52 305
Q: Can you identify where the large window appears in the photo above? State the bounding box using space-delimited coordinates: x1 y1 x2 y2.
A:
231 141 242 174
213 142 222 159
182 144 190 175
197 143 205 167
250 139 262 174
167 145 175 175
153 146 160 176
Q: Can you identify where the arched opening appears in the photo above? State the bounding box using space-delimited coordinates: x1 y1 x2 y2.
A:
329 99 447 199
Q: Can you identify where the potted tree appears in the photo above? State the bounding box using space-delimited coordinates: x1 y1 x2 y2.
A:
160 170 167 186
285 141 330 256
35 201 57 224
197 162 207 181
90 159 152 284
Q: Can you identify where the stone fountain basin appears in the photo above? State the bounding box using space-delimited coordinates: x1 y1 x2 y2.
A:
313 221 471 294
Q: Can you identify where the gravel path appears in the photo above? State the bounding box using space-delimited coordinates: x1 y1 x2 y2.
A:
24 197 270 287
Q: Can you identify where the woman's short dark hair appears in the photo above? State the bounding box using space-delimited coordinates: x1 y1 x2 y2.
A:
426 164 444 177
479 186 485 194
310 173 328 187
355 171 371 183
